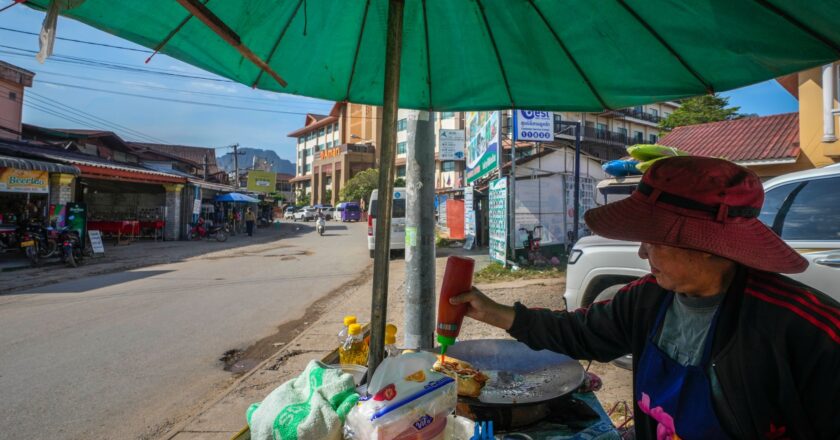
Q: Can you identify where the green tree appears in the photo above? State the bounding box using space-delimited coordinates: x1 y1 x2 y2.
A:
340 168 379 204
295 189 310 207
394 177 406 187
323 189 332 204
659 94 741 133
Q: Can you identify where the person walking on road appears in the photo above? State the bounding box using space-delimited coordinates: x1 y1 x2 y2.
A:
245 207 256 237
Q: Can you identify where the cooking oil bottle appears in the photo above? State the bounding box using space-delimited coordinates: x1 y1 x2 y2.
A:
339 323 368 366
337 315 357 344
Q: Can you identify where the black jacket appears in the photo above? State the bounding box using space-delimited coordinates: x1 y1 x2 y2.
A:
507 267 840 439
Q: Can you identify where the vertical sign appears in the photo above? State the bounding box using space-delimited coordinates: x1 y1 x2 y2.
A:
513 110 555 142
439 129 466 161
88 230 105 254
465 112 500 184
463 186 476 243
489 177 508 264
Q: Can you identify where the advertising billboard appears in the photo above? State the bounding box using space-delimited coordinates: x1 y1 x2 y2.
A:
465 112 500 184
0 168 48 193
246 170 276 194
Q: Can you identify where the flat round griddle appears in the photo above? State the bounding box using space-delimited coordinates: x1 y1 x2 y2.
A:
443 339 585 406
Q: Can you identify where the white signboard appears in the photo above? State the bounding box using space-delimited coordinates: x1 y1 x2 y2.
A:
193 199 201 215
88 230 105 255
464 186 476 239
513 110 555 142
439 129 466 161
489 177 507 264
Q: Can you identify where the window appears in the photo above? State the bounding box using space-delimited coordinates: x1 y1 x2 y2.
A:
369 198 406 218
633 131 644 143
8 91 16 101
553 113 562 133
761 177 840 241
298 137 305 145
596 123 608 138
441 112 455 119
633 106 643 113
663 112 671 120
307 147 313 156
650 109 659 118
326 124 332 134
397 119 408 131
397 141 407 154
305 163 311 172
326 141 333 148
319 128 325 137
442 161 456 172
649 134 658 144
396 165 406 177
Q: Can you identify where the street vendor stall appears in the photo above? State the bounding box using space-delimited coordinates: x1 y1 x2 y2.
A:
24 0 840 438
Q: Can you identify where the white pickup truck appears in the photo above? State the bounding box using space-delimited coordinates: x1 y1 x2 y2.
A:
564 164 840 368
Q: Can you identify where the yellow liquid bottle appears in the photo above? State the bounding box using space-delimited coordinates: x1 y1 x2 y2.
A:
339 323 369 366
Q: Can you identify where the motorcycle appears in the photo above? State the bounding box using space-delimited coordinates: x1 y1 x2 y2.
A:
0 224 20 254
59 227 84 268
20 223 59 266
316 216 326 236
189 219 229 242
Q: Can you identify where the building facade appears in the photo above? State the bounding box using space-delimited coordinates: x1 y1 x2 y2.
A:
790 63 840 170
0 61 33 141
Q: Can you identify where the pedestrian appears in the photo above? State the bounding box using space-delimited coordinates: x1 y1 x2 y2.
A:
451 157 839 439
245 207 256 237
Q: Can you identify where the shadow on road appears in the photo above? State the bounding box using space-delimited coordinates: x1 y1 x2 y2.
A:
18 270 175 294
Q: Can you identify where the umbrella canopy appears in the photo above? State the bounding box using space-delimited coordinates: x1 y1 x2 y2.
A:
215 192 259 203
22 0 840 111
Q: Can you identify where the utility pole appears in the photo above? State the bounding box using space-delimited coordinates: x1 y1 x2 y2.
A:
404 110 436 350
231 143 242 189
509 110 517 264
202 154 208 180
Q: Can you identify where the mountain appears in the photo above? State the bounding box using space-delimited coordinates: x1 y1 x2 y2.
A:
217 148 295 175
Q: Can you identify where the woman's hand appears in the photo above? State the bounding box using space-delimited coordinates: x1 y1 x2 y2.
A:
450 287 516 331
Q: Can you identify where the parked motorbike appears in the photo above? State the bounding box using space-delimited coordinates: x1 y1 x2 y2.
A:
189 219 229 242
316 216 326 236
59 227 84 268
20 223 59 266
0 224 20 254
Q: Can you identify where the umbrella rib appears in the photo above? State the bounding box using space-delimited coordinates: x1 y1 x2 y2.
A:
344 0 372 101
475 0 515 108
422 0 433 109
527 0 611 110
751 0 840 57
251 0 305 88
615 0 713 94
174 0 287 87
145 0 210 64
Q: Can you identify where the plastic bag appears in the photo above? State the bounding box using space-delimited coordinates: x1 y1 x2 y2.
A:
344 352 457 440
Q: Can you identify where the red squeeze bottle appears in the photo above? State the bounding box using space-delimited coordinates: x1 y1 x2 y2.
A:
436 256 475 359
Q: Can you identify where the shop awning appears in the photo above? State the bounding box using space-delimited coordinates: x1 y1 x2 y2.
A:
215 193 259 203
0 154 79 175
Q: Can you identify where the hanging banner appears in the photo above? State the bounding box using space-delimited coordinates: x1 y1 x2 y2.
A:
439 129 466 161
465 112 500 184
246 170 276 193
489 177 507 264
0 168 48 193
513 110 555 142
464 186 476 238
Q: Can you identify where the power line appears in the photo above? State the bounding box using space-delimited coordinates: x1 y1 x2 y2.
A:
24 101 102 130
26 92 172 143
0 25 154 53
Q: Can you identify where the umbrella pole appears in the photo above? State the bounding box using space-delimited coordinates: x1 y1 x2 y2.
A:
367 0 405 382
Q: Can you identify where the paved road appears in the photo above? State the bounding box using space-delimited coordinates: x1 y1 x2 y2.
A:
0 221 370 440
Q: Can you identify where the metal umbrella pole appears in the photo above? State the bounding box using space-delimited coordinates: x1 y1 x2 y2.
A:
367 0 404 382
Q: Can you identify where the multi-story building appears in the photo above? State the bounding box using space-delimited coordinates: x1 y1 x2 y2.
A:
0 61 34 140
289 101 677 206
288 102 381 205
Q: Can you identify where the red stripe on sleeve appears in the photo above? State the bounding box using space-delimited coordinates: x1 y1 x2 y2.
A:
746 288 840 345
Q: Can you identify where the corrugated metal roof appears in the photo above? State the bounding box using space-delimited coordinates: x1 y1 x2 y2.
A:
128 142 218 172
0 154 79 175
659 113 800 162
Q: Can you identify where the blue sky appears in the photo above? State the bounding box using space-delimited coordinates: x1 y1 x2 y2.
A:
1 5 798 161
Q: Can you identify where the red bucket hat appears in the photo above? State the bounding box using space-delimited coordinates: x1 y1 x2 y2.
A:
584 156 808 274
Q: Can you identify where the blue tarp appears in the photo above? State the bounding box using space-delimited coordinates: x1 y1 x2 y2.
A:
215 193 259 203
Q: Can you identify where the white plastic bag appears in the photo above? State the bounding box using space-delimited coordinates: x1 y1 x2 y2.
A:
344 352 457 440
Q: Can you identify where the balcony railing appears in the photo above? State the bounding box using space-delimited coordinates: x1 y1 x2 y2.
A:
616 108 662 123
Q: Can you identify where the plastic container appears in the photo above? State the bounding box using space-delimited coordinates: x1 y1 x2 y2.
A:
327 363 368 387
339 323 368 366
338 315 358 344
436 256 475 356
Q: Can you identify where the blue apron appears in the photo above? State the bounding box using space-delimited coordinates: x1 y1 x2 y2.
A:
634 293 730 439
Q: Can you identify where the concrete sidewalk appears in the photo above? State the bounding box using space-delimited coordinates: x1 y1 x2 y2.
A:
0 222 310 295
165 248 632 439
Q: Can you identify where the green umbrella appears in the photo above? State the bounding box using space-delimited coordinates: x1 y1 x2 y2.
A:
21 0 840 378
22 0 840 110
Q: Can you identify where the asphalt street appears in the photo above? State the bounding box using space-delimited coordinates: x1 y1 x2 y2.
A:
0 221 370 439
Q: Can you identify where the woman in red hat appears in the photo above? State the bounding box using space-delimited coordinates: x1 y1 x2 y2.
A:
452 157 839 439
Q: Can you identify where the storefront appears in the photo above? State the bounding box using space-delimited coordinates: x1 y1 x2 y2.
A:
0 154 79 226
184 179 236 235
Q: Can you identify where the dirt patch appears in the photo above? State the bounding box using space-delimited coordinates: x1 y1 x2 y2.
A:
219 265 372 376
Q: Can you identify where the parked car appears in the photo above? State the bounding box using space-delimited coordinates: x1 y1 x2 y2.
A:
564 164 840 369
337 202 362 222
367 188 407 258
294 207 317 222
283 207 297 220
